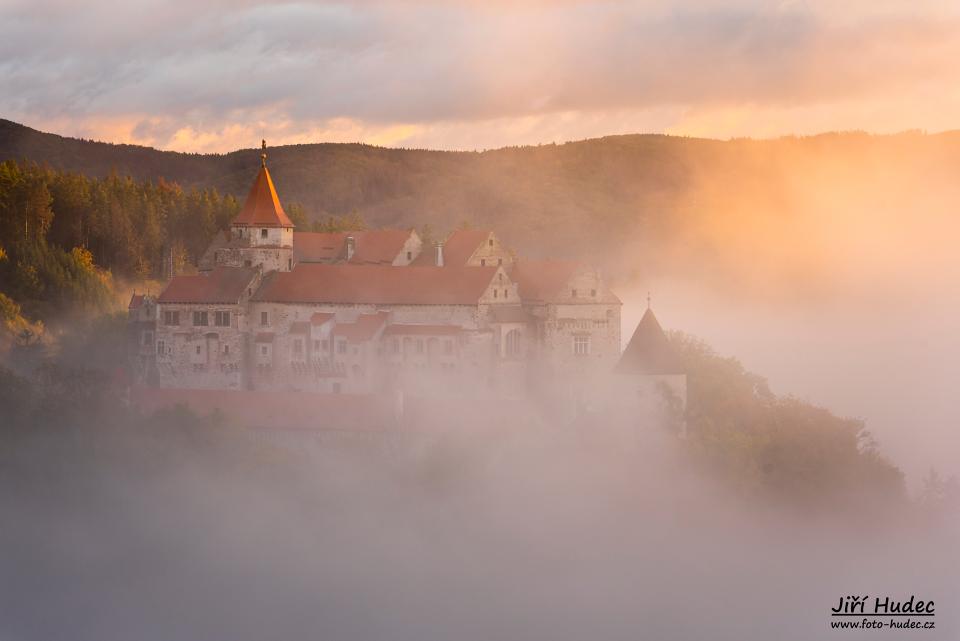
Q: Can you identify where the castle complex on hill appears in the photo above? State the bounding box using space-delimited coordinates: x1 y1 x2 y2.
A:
128 143 685 422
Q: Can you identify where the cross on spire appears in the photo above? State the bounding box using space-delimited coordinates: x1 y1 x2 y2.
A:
261 139 267 167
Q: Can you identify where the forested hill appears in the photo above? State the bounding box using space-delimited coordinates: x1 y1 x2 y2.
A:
4 117 960 274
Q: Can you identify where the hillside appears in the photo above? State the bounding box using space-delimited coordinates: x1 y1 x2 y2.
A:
3 118 960 286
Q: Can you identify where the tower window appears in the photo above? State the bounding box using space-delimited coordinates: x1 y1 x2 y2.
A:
261 228 268 238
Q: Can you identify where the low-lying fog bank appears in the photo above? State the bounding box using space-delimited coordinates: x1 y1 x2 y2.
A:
1 402 956 641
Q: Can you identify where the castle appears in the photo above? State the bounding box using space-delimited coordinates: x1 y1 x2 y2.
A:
128 143 685 429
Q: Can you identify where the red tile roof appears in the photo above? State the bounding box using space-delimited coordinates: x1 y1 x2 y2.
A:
333 311 389 342
510 260 582 302
253 264 497 305
383 324 463 336
294 230 414 264
158 267 257 304
293 232 343 262
412 229 491 266
232 166 294 227
310 312 335 325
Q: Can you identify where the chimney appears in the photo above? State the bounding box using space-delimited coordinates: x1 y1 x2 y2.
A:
346 235 356 261
435 242 444 267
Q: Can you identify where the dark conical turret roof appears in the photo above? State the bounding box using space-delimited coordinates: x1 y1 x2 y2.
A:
615 307 685 375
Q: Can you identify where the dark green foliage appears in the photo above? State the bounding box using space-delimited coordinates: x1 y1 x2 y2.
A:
670 331 906 511
0 159 240 319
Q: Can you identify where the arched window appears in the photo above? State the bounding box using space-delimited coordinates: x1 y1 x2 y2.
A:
505 329 521 358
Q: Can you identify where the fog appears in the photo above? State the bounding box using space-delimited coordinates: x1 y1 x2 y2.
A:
613 134 960 489
1 408 956 641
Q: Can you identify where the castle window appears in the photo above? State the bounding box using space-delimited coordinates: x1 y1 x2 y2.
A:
498 258 502 266
313 339 320 353
494 289 498 298
260 311 269 326
505 329 521 358
261 228 268 238
573 334 590 356
196 345 202 355
223 345 230 355
392 338 400 354
489 238 494 246
591 289 597 297
406 251 412 261
260 345 268 356
288 259 292 270
141 330 153 346
214 311 230 327
156 340 165 355
337 339 347 354
481 259 486 266
571 289 578 298
333 382 341 394
322 339 330 352
163 311 179 326
193 311 208 326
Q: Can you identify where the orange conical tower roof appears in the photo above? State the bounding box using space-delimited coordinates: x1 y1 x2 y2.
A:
232 141 294 228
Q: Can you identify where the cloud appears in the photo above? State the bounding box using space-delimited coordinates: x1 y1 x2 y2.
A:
2 0 960 151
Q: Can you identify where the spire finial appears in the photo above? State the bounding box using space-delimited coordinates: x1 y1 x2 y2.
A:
647 291 651 309
261 139 267 168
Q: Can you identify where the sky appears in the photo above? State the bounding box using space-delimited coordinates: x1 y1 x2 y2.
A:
2 0 960 152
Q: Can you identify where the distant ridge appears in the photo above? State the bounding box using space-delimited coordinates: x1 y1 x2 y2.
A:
4 118 960 267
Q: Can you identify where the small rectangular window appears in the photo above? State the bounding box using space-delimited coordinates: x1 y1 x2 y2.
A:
493 289 498 298
573 335 590 356
260 311 269 326
480 259 486 266
260 228 268 238
337 340 347 354
406 251 412 261
223 345 230 355
591 289 597 297
571 289 578 298
157 340 165 355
